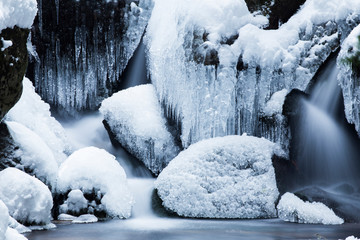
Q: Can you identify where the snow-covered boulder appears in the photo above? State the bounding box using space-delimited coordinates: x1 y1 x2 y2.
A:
59 189 88 215
277 192 344 225
155 135 279 218
0 200 9 240
57 147 134 219
5 121 58 187
146 0 360 150
0 168 53 225
6 78 71 164
100 84 181 175
338 24 360 137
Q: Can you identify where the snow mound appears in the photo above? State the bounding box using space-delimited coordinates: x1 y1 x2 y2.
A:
0 168 53 225
0 200 9 240
5 121 58 186
5 227 28 240
100 84 181 175
72 214 98 224
6 78 71 164
57 147 134 218
155 135 279 218
0 0 37 31
277 192 344 225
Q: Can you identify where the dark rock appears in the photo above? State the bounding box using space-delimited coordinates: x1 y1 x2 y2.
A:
272 155 299 194
0 26 29 120
194 42 219 66
0 122 21 170
295 186 360 223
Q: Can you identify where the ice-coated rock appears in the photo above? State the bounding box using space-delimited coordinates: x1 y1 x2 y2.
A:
277 192 344 225
338 24 360 137
155 135 279 218
6 78 71 164
5 121 58 187
57 147 134 219
100 84 181 175
0 168 53 225
146 0 360 151
31 0 153 116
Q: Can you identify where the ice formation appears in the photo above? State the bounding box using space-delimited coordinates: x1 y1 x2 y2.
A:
155 135 279 218
6 78 71 164
100 84 181 175
5 121 58 187
0 0 37 31
146 0 360 150
277 192 344 225
32 0 153 116
0 168 53 225
338 24 360 136
57 147 134 219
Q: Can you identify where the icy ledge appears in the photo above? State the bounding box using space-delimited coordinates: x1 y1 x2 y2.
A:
277 192 344 225
100 84 181 175
155 135 279 218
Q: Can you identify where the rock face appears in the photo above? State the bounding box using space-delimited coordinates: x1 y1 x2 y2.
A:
146 0 360 152
155 135 279 219
0 27 29 121
30 0 153 116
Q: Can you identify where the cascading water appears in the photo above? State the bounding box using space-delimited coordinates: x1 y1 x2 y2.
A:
297 58 358 186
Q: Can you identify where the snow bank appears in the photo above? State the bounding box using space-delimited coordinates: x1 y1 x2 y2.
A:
57 147 134 218
277 192 344 225
0 0 37 31
6 78 71 164
146 0 360 150
5 121 58 186
338 25 360 136
0 168 53 225
100 84 181 175
155 135 279 218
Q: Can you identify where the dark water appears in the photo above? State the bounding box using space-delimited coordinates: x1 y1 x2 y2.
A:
26 218 360 240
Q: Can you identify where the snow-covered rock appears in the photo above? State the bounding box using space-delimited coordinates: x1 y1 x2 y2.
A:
155 135 279 218
0 0 37 32
0 200 9 240
0 168 53 225
5 227 28 240
32 0 153 116
8 217 31 234
277 192 344 225
146 0 360 150
60 190 88 215
338 24 360 137
57 147 134 219
100 84 181 175
72 214 98 224
5 121 58 186
6 78 71 164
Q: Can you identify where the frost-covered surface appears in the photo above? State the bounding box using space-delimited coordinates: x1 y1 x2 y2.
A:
5 121 58 186
0 0 37 31
33 0 153 116
277 192 344 225
338 24 360 136
100 84 181 175
6 78 71 164
57 147 134 219
0 200 9 240
72 214 98 224
0 168 53 225
146 0 360 149
155 135 279 218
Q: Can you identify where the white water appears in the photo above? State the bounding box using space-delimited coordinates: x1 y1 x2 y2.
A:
299 59 357 185
60 112 157 219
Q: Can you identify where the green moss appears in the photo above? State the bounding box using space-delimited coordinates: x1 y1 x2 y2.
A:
341 35 360 77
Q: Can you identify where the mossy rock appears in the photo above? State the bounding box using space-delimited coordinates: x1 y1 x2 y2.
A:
0 26 29 120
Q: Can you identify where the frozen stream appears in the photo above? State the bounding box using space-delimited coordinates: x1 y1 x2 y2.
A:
24 112 360 240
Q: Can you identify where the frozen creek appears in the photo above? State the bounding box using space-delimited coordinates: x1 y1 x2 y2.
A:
22 112 360 240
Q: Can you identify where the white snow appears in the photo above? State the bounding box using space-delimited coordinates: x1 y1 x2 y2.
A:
0 200 9 240
57 214 77 221
60 190 88 215
277 192 344 225
57 147 134 218
346 237 360 240
6 78 71 164
72 214 98 224
5 121 58 186
8 217 31 234
1 38 12 51
263 89 289 117
5 227 28 240
0 0 37 32
100 84 180 175
0 168 53 225
155 135 279 218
